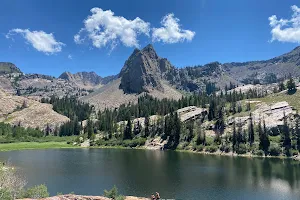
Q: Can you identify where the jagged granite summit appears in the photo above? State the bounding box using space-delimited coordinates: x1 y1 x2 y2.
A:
81 44 182 110
119 44 172 93
59 71 117 89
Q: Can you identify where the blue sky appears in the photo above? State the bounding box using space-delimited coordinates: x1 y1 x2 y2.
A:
1 0 300 77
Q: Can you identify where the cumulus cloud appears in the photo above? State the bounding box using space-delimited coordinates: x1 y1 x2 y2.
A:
74 8 150 49
68 54 73 59
269 5 300 43
6 29 65 54
152 13 195 44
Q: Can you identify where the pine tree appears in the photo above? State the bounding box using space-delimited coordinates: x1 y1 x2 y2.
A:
208 99 215 121
246 102 251 112
278 82 285 91
45 123 50 136
173 112 181 147
123 119 132 140
73 117 81 135
144 115 150 138
237 102 242 113
282 112 291 156
87 119 93 139
248 113 255 146
215 107 225 135
259 120 270 154
133 121 141 136
286 76 296 93
232 120 237 152
236 120 242 148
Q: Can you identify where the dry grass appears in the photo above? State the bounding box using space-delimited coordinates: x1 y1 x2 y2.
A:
248 89 300 111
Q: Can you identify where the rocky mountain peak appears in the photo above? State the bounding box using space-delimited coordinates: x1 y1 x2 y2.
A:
141 44 158 60
119 44 173 94
59 71 103 88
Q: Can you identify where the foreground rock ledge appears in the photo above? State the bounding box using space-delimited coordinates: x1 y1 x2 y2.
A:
19 194 150 200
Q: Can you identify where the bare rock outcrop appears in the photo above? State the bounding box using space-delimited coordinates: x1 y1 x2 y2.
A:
145 137 168 150
119 44 172 94
0 89 69 131
177 106 207 122
228 101 295 128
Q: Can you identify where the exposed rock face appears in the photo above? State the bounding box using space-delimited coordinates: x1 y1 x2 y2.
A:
16 74 90 98
119 44 172 93
177 106 208 122
228 101 295 129
145 137 168 150
59 71 118 90
59 71 102 87
0 62 22 74
0 76 14 94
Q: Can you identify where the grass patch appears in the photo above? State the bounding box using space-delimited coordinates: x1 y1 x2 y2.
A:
0 142 76 151
0 135 77 143
250 90 300 111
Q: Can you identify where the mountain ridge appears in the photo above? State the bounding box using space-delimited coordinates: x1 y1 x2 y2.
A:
2 44 300 102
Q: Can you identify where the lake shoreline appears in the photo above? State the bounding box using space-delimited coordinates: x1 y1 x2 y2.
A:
1 141 297 160
17 194 149 200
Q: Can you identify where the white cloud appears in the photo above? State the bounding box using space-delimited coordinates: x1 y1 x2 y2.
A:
68 54 73 59
269 5 300 43
152 13 195 44
74 8 150 49
6 29 65 54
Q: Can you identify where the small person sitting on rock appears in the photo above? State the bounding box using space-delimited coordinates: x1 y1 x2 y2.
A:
155 192 160 199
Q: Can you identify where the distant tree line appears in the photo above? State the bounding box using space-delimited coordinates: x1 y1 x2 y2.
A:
41 96 93 136
41 96 92 121
0 122 44 142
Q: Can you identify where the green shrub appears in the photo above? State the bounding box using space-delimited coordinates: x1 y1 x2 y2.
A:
236 144 247 154
104 185 125 200
19 184 49 199
0 188 13 200
196 144 204 152
183 142 190 149
96 139 123 146
254 150 264 156
205 145 218 153
269 143 281 156
220 144 231 153
205 137 214 146
122 138 146 147
291 149 299 156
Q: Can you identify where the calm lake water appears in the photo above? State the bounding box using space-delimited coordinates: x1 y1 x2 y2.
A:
0 148 300 200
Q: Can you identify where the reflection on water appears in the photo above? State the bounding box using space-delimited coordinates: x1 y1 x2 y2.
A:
0 149 299 200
